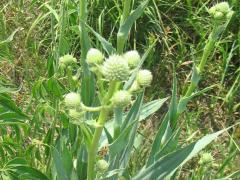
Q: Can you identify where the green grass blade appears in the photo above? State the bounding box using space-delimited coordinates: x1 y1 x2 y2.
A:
117 0 150 53
139 97 168 121
146 113 171 167
169 71 178 128
0 94 28 119
177 85 216 114
0 28 21 45
121 92 144 131
79 1 95 106
52 145 73 180
85 24 116 55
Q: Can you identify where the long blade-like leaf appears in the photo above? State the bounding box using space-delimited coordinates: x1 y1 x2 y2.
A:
133 126 236 180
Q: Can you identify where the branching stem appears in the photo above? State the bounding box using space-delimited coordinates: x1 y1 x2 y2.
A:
87 81 117 180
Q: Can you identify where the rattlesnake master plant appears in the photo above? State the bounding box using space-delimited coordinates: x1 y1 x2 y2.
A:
0 1 237 180
54 1 234 180
60 48 153 180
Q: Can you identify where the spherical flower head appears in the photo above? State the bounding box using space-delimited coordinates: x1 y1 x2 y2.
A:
86 48 104 65
124 50 141 69
96 159 109 171
64 92 81 108
215 2 230 14
59 54 77 66
102 55 130 81
111 90 131 107
209 2 232 22
136 69 153 87
199 152 214 165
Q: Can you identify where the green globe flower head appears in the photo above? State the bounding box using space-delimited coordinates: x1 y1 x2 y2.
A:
209 6 216 16
96 159 109 171
64 92 81 108
102 55 130 81
136 69 153 87
199 152 214 165
215 2 230 14
86 48 104 65
111 90 131 107
124 50 141 69
59 54 77 66
209 2 233 22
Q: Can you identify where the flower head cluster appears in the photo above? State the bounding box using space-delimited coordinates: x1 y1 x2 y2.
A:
86 49 143 82
59 54 77 68
209 2 233 23
84 48 153 108
128 69 153 93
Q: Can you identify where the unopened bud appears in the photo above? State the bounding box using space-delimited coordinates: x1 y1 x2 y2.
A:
136 70 153 87
209 2 233 23
86 48 104 65
215 2 229 14
64 92 81 108
124 50 141 69
59 54 77 66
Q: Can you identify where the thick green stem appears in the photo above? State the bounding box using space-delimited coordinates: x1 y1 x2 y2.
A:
81 103 102 112
87 109 108 180
87 81 117 180
184 25 225 97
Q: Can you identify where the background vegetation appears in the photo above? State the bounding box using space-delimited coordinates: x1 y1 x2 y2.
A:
0 0 239 179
